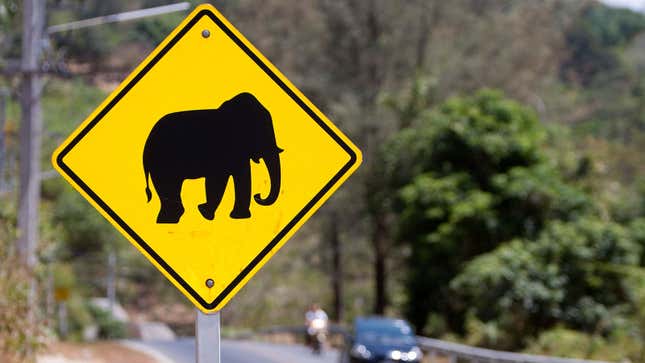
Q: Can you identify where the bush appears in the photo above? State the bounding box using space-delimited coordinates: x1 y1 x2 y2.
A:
65 296 94 340
524 326 642 361
87 303 127 340
452 218 641 348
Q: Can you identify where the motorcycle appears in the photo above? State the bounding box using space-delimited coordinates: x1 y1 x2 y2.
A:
307 317 328 355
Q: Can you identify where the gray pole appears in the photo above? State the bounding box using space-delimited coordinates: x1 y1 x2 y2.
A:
196 310 221 363
58 301 68 338
18 0 45 322
0 88 7 193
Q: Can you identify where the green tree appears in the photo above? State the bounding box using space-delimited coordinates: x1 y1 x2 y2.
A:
0 0 21 61
632 217 645 265
374 90 590 333
562 3 645 85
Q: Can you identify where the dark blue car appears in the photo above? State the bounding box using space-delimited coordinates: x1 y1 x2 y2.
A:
340 317 423 363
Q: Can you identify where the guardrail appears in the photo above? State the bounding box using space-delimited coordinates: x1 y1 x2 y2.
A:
257 325 612 363
418 337 611 363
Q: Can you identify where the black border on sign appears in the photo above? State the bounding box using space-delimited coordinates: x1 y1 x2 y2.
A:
55 9 358 310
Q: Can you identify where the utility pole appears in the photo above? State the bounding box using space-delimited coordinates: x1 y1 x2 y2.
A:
0 88 7 192
18 0 45 318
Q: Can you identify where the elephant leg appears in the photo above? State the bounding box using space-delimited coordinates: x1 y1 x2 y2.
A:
198 175 228 220
230 164 252 219
154 176 185 223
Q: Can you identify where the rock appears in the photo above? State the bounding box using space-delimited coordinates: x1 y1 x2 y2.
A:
89 297 129 323
132 321 177 342
82 325 99 342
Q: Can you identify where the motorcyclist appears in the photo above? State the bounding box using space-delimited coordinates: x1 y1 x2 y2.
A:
305 304 328 353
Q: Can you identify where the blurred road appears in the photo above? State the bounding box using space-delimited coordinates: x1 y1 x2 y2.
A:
139 338 339 363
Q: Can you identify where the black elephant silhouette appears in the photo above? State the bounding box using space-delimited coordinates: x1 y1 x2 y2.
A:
143 92 283 223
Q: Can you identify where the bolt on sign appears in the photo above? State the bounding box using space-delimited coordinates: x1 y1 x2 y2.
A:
52 4 361 313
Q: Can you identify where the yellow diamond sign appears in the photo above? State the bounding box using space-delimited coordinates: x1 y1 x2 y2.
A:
52 4 361 313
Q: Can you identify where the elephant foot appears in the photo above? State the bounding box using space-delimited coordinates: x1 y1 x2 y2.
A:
156 206 184 224
230 209 251 219
198 203 215 221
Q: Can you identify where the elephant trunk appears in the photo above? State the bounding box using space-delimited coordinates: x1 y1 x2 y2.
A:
254 151 281 206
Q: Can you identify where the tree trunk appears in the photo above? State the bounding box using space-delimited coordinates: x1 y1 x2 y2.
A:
372 214 388 315
328 212 343 322
0 89 7 192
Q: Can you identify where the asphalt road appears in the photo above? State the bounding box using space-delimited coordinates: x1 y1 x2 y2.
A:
140 338 339 363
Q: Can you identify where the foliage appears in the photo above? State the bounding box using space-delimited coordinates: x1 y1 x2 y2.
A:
52 262 75 291
523 326 642 361
374 90 592 335
633 218 645 264
562 3 645 85
131 13 184 45
48 1 127 63
0 211 42 362
0 262 39 362
64 295 93 341
379 89 645 350
86 303 127 339
42 79 107 140
51 186 120 261
0 0 20 59
452 218 640 348
579 5 645 47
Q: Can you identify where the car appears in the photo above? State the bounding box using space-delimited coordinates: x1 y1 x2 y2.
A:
340 316 423 363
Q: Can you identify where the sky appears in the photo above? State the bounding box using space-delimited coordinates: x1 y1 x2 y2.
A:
599 0 645 12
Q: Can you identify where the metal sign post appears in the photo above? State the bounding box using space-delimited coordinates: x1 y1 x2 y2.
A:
196 309 221 363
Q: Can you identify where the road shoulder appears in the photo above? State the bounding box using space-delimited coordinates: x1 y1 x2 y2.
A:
37 341 164 363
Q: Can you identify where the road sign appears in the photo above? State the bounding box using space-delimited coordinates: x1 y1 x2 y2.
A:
52 4 361 313
54 287 70 302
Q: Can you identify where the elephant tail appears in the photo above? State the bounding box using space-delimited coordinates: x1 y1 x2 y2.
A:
144 167 152 203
